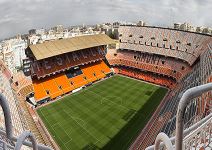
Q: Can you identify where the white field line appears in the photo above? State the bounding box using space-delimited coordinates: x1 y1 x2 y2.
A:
39 75 155 149
71 116 86 127
52 122 73 146
39 110 71 150
86 89 130 111
64 110 101 144
85 76 156 149
65 112 105 148
36 74 149 109
117 74 168 89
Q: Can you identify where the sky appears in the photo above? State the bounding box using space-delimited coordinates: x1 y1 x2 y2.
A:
0 0 212 40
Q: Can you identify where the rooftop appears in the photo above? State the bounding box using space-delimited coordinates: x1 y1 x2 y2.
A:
28 34 114 60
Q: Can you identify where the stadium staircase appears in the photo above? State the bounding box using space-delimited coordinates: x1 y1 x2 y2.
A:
18 95 44 143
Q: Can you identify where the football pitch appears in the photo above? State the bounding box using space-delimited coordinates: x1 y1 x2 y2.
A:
37 75 168 150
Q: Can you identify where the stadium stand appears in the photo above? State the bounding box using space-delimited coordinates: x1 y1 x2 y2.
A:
114 67 176 89
0 60 54 149
81 63 99 82
31 60 111 103
107 49 191 80
118 26 211 65
1 27 211 150
11 72 33 96
30 47 105 78
11 72 58 149
106 26 212 149
23 29 211 149
24 34 114 105
0 60 25 137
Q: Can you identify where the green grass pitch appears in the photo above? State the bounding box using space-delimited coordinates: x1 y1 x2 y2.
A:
37 75 168 150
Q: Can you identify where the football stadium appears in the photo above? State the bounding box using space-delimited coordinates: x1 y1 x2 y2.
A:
0 25 211 150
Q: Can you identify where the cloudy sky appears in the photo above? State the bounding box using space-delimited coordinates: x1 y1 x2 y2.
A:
0 0 211 40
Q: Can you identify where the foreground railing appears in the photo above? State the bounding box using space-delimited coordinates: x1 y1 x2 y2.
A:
146 82 212 150
0 93 52 150
183 115 211 150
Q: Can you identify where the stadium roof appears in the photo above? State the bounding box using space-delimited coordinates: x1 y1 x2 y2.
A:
29 34 114 60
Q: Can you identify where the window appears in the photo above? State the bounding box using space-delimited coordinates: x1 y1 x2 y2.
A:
151 37 155 40
139 35 143 38
129 34 133 37
59 86 62 90
163 38 167 41
170 45 172 49
157 43 159 47
119 34 122 37
187 43 191 46
176 40 181 43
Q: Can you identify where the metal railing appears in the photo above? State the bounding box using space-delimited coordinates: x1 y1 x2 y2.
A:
146 82 212 150
0 93 52 150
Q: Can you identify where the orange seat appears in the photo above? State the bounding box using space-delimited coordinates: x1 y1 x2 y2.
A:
33 60 111 101
33 81 48 101
81 64 98 83
54 74 75 94
42 78 63 99
90 62 106 79
100 61 111 73
70 74 88 88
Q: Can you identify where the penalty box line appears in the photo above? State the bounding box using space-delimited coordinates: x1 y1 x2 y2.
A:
64 110 101 145
86 89 130 111
39 110 72 150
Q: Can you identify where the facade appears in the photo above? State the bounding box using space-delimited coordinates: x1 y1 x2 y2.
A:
0 41 15 73
0 37 27 73
174 22 212 35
